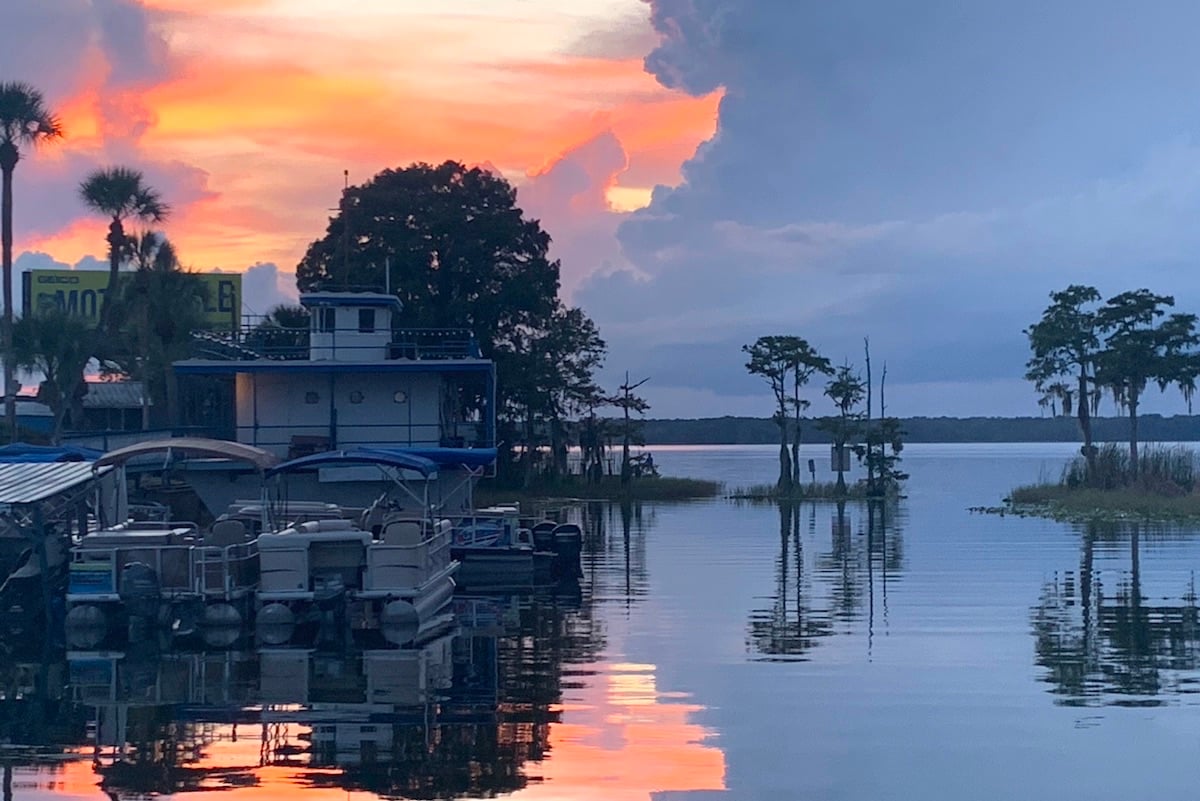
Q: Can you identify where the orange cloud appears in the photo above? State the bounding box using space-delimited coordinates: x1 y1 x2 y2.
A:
23 4 720 288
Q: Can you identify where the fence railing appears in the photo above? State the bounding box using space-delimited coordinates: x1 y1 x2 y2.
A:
192 323 480 362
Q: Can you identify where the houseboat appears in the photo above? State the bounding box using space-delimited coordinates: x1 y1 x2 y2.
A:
173 290 497 516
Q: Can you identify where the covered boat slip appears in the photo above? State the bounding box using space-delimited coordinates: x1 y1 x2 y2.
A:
0 455 117 627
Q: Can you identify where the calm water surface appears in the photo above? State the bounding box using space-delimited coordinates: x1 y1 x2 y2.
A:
15 443 1200 800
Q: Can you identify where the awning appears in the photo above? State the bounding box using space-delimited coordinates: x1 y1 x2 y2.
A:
0 462 112 505
399 447 497 469
94 437 280 471
267 447 440 479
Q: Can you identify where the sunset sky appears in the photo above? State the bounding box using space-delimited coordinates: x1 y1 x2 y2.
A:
13 1 1200 416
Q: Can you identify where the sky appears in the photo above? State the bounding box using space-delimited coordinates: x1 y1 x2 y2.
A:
10 0 1200 419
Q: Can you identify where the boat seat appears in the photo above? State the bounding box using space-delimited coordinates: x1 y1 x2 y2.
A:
360 501 387 535
381 519 424 546
207 520 247 547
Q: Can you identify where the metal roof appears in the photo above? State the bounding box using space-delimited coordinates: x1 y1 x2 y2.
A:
300 291 402 310
82 381 149 409
0 461 112 505
94 437 280 471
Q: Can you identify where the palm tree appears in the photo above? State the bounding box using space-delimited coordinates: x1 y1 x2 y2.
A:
77 167 169 336
0 83 62 440
111 233 206 428
11 309 92 444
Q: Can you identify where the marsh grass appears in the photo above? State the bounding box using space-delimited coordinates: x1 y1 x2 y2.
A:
1009 443 1200 519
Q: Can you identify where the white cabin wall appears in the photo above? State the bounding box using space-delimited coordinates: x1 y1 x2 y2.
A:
235 372 333 452
234 371 444 454
333 372 441 448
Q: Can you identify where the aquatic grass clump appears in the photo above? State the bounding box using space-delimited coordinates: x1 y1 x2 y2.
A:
1061 443 1196 493
1008 443 1200 520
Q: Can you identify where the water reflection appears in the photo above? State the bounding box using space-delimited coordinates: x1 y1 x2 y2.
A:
0 590 592 799
747 501 904 661
1032 521 1200 706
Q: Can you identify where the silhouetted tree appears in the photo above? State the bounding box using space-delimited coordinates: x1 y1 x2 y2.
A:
108 235 207 427
821 364 866 494
12 309 91 442
295 162 587 480
610 372 650 486
78 167 169 337
0 82 61 439
1094 289 1200 475
744 336 831 491
1025 285 1104 476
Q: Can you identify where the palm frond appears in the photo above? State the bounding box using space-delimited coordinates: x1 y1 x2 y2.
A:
0 82 63 145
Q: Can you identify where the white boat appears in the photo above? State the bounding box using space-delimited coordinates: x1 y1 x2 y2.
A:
255 447 459 646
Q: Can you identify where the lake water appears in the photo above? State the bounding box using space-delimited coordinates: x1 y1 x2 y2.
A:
13 442 1200 800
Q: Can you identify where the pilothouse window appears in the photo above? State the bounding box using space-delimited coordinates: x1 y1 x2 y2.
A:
358 308 376 333
318 307 336 333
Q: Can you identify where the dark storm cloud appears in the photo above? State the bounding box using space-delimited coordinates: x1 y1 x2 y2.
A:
578 1 1200 416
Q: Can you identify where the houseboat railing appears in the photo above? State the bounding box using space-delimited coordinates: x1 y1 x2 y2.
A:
193 323 480 362
233 422 492 456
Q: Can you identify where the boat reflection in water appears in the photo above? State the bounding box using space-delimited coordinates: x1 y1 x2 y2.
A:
1033 521 1200 707
0 588 582 799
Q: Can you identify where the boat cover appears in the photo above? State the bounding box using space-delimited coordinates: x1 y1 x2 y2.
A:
400 447 497 469
267 447 441 478
93 437 280 471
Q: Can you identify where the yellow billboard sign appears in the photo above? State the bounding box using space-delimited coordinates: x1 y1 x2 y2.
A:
22 269 242 330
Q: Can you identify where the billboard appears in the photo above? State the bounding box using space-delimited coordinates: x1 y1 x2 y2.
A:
22 269 242 330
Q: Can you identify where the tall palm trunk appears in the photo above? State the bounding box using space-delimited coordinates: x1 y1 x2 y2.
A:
101 218 124 336
0 146 16 442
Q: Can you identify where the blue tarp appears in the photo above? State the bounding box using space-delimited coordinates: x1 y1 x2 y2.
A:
0 443 103 463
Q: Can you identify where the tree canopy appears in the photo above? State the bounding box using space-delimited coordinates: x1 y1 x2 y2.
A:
296 161 560 352
297 161 604 482
743 335 832 490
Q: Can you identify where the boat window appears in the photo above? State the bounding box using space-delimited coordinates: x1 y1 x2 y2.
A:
305 391 319 404
393 390 407 404
350 390 364 404
358 308 376 333
319 307 336 333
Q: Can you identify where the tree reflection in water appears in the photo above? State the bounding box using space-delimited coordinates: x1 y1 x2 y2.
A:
1032 521 1200 706
747 500 904 661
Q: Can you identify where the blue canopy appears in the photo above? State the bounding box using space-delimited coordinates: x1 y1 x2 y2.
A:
0 443 103 463
267 447 441 478
401 447 497 469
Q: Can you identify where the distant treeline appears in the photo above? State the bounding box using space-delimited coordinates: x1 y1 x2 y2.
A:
637 415 1200 445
